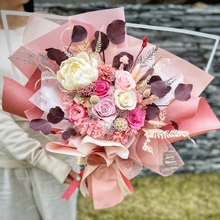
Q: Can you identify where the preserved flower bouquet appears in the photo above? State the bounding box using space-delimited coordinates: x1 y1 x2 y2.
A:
3 8 220 209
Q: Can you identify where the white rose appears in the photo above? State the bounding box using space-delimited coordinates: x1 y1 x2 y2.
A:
114 89 137 110
57 52 98 91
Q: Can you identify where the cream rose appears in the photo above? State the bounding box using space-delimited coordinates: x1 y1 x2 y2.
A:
114 89 137 110
57 52 98 91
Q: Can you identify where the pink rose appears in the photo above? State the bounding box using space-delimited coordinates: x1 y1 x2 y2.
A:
94 80 110 97
68 103 87 123
115 70 136 90
126 108 145 129
92 96 117 122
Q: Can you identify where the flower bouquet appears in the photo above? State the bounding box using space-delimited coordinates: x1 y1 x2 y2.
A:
3 8 220 209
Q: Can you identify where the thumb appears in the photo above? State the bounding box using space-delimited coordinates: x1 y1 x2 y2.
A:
69 170 81 182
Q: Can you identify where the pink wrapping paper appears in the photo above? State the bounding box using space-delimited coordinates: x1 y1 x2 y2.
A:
3 77 36 118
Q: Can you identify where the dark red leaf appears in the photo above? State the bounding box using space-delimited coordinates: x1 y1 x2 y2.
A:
149 75 162 84
167 86 171 94
106 20 126 45
46 48 68 66
91 31 109 52
171 121 179 130
151 81 168 98
71 25 87 43
30 119 51 135
113 52 133 71
139 68 154 81
47 106 65 124
145 103 160 120
164 114 178 130
62 129 77 141
175 84 193 101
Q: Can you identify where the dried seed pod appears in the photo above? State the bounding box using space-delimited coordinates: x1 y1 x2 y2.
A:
143 89 151 98
90 95 100 105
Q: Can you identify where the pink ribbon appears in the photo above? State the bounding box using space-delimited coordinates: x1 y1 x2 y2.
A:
62 169 85 201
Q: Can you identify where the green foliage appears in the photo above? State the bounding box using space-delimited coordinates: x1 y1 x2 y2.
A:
77 173 220 220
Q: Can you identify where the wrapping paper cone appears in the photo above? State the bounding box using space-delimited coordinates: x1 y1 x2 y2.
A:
3 76 36 118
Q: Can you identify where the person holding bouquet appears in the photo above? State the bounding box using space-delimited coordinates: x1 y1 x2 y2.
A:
0 1 80 219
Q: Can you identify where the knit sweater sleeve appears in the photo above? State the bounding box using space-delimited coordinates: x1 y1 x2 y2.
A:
0 100 71 184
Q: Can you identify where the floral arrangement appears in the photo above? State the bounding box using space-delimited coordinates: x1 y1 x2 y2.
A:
3 8 220 210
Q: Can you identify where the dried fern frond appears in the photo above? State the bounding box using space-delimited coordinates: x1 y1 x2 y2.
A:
138 47 158 68
142 128 193 155
95 31 102 54
142 128 189 141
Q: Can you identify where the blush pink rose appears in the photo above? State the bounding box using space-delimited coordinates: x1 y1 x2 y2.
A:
115 70 136 90
68 103 87 122
92 96 117 122
126 107 145 129
94 80 110 97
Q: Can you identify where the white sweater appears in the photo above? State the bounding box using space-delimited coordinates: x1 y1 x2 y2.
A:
0 26 73 184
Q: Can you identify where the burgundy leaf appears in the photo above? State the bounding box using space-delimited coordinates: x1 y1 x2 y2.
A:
113 52 133 71
91 31 109 52
175 84 193 101
139 68 154 81
71 25 87 43
145 103 160 120
106 20 126 45
164 114 178 130
171 121 179 130
151 81 169 98
167 86 171 94
149 75 162 84
46 48 68 66
62 129 77 141
30 119 51 135
47 106 65 124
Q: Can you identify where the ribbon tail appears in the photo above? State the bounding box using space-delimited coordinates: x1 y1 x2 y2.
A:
61 169 85 201
120 171 134 193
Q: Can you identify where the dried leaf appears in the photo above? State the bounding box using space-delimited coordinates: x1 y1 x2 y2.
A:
47 106 65 124
149 75 162 84
71 25 87 43
30 119 51 135
139 68 154 81
151 81 168 98
62 129 77 141
106 20 125 45
91 31 109 52
113 52 133 71
145 103 160 120
46 48 67 66
165 114 179 130
175 84 193 101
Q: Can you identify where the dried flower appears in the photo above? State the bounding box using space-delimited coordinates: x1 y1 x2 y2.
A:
77 83 96 97
98 64 115 83
90 95 100 105
114 118 128 131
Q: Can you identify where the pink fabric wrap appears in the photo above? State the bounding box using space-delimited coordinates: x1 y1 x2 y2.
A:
87 166 124 210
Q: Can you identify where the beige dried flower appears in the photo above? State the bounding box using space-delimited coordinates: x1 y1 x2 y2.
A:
114 118 128 131
90 95 100 105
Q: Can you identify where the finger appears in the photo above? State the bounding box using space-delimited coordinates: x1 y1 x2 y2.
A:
69 170 81 182
64 175 73 185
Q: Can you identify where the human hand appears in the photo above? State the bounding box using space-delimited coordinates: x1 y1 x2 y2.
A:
64 170 81 184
